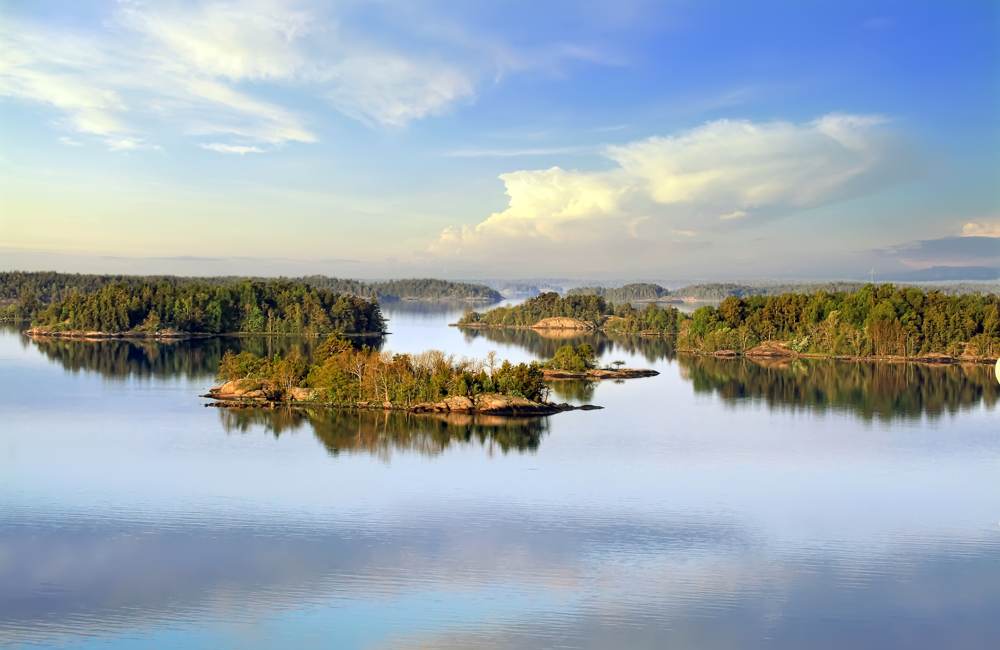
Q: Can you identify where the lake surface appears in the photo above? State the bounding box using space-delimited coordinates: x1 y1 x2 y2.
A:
1 303 998 649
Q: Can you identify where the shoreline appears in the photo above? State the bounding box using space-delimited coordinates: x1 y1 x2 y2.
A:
541 367 660 380
204 384 601 416
679 348 997 366
25 328 386 341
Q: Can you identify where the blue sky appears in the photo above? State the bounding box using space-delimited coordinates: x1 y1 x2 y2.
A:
1 0 997 280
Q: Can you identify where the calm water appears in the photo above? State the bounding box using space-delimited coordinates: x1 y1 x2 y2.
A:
1 304 998 649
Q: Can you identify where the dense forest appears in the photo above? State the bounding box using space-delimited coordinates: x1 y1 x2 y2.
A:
460 285 999 359
680 285 1000 359
0 271 500 322
217 335 548 405
30 280 385 336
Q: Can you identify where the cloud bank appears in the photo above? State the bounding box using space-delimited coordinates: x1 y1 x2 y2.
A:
432 114 909 269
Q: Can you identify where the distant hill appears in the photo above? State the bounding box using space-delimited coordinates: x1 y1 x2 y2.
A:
567 283 670 302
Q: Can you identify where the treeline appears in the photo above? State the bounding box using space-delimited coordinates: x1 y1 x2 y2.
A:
300 276 502 302
460 285 999 359
458 292 684 337
218 336 548 405
568 283 669 302
459 293 611 327
680 285 1000 358
32 280 385 335
569 280 999 302
0 271 500 321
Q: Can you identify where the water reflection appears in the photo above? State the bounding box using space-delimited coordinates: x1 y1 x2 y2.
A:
680 354 999 421
459 327 676 363
25 332 382 380
218 407 549 458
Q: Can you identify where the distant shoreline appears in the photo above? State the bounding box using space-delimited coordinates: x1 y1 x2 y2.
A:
25 328 385 341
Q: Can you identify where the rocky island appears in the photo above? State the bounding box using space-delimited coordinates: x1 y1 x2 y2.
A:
203 335 603 416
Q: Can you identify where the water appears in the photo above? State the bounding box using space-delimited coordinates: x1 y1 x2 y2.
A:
1 303 998 649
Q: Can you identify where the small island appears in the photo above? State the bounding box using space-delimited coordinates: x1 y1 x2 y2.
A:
205 335 603 415
539 343 659 380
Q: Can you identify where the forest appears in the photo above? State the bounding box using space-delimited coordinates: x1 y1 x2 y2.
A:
679 285 1000 359
217 335 548 405
460 285 999 359
0 271 500 321
29 280 385 336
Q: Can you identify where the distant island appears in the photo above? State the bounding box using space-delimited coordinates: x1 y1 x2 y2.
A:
0 271 501 323
205 335 610 415
568 280 1000 303
458 286 1000 363
24 279 386 339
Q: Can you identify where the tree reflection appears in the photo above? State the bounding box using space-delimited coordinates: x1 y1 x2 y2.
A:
679 354 999 421
217 407 549 459
25 334 383 380
459 327 676 363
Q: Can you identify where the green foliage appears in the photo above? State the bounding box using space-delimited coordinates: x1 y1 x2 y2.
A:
567 283 670 302
677 284 1000 358
547 344 597 371
222 335 549 406
458 292 609 327
31 279 385 335
0 271 500 323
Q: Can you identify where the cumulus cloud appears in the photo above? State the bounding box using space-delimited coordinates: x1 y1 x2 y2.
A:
432 114 908 264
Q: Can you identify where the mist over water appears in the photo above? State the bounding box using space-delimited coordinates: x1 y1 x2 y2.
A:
1 303 998 649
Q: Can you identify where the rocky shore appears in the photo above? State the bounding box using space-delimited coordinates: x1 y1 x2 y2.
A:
541 367 660 380
696 341 996 365
26 327 206 340
204 380 601 415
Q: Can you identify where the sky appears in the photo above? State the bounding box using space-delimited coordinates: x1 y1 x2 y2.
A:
1 0 998 282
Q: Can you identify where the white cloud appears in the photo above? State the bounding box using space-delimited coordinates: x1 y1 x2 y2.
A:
432 113 907 265
0 0 512 149
201 143 265 155
961 220 1000 238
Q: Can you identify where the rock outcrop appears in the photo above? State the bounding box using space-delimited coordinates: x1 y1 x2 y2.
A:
541 367 659 380
530 317 595 331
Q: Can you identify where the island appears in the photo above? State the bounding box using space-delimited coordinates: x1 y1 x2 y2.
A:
539 343 659 380
204 335 602 415
23 279 386 339
0 271 501 324
456 286 1000 364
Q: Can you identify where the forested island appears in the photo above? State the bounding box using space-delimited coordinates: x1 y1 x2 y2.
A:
206 335 601 415
0 271 500 322
26 280 385 338
568 280 1000 302
458 286 1000 362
